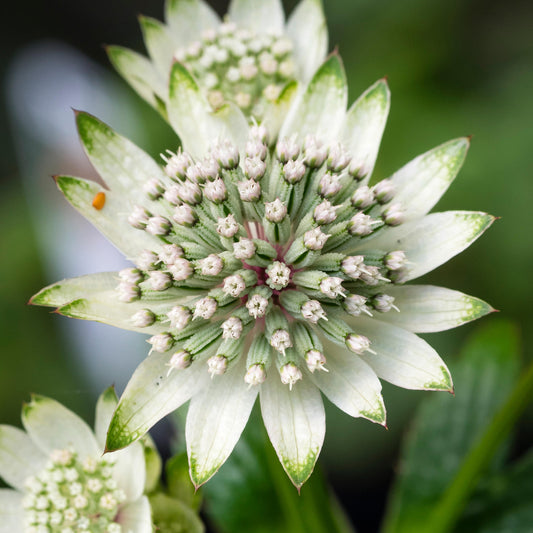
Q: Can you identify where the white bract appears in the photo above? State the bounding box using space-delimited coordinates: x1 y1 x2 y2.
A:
107 0 328 126
32 46 494 490
0 391 152 532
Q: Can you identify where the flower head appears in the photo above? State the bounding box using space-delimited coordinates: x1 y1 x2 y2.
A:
32 46 494 490
0 390 152 532
108 0 328 125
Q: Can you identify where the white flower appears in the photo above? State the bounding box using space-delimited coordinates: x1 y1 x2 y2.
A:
0 391 152 532
32 51 494 491
108 0 328 126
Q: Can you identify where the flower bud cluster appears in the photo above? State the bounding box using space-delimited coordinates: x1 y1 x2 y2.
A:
174 22 296 119
115 130 407 389
23 449 125 532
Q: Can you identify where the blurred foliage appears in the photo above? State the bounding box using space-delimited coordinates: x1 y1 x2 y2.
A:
1 0 532 530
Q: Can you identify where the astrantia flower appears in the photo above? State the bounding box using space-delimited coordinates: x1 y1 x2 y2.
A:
32 55 494 489
108 0 327 122
0 390 152 532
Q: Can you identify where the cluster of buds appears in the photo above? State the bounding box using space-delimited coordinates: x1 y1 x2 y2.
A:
174 21 296 118
23 449 125 533
116 126 407 389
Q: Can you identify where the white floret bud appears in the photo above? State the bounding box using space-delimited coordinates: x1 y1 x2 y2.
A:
216 214 240 238
221 316 243 340
360 265 389 286
222 274 246 297
383 203 404 226
137 249 160 271
186 41 202 58
193 297 217 320
164 185 181 206
186 163 203 182
280 363 302 389
167 306 192 330
143 178 165 200
246 139 267 160
272 37 293 57
346 333 372 354
283 159 306 183
313 199 338 224
198 156 219 181
233 238 256 260
167 350 192 374
148 333 174 353
237 179 261 201
327 141 351 172
163 150 192 179
204 177 227 203
146 215 171 236
159 244 184 265
168 258 193 281
246 294 269 318
99 493 117 510
244 364 267 386
304 227 330 250
243 157 266 179
270 329 292 354
348 212 374 236
373 294 399 313
319 172 342 197
131 309 156 328
177 180 202 205
303 135 328 168
343 294 373 316
118 267 143 284
207 355 228 377
265 198 287 222
351 185 375 208
319 277 346 298
265 261 291 290
249 123 269 144
236 92 252 108
239 56 258 80
227 66 241 82
301 300 327 323
341 255 368 279
384 250 407 270
148 271 173 291
305 350 328 373
373 179 395 203
198 254 224 276
173 204 197 226
128 205 151 229
278 59 295 77
117 282 141 303
263 84 281 101
259 52 278 74
213 140 240 169
276 136 300 163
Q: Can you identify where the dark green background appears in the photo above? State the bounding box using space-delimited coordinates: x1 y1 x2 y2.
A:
1 1 532 530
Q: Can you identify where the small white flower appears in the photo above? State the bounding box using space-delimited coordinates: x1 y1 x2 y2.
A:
223 274 246 297
265 198 287 222
304 228 330 250
0 393 152 532
233 238 256 260
198 254 224 276
221 316 243 340
216 214 240 238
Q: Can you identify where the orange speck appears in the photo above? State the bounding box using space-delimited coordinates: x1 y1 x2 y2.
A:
92 191 106 210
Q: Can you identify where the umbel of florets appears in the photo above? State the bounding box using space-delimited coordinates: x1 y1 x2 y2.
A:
32 49 494 489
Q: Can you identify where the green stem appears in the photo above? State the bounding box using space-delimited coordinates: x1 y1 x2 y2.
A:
425 360 533 533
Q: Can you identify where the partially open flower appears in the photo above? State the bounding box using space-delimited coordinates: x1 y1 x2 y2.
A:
0 391 152 532
32 46 494 491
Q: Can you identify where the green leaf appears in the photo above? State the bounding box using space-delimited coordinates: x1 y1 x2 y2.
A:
149 492 205 533
455 450 533 532
382 319 521 533
203 408 354 533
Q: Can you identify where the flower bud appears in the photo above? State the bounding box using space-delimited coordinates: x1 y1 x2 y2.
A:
216 214 240 238
149 271 173 291
265 198 287 222
146 216 171 236
198 254 224 276
304 227 330 250
345 334 372 355
148 333 174 353
204 177 227 203
305 350 327 373
279 363 302 389
167 306 192 330
233 238 256 260
265 261 291 290
131 309 156 328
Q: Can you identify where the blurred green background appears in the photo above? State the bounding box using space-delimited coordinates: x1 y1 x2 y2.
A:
1 0 532 531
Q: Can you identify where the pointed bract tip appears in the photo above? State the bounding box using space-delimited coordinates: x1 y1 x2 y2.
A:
466 134 474 141
381 75 389 82
491 308 501 313
448 387 455 396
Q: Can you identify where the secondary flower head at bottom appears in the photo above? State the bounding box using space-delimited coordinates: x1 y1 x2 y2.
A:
0 390 152 533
